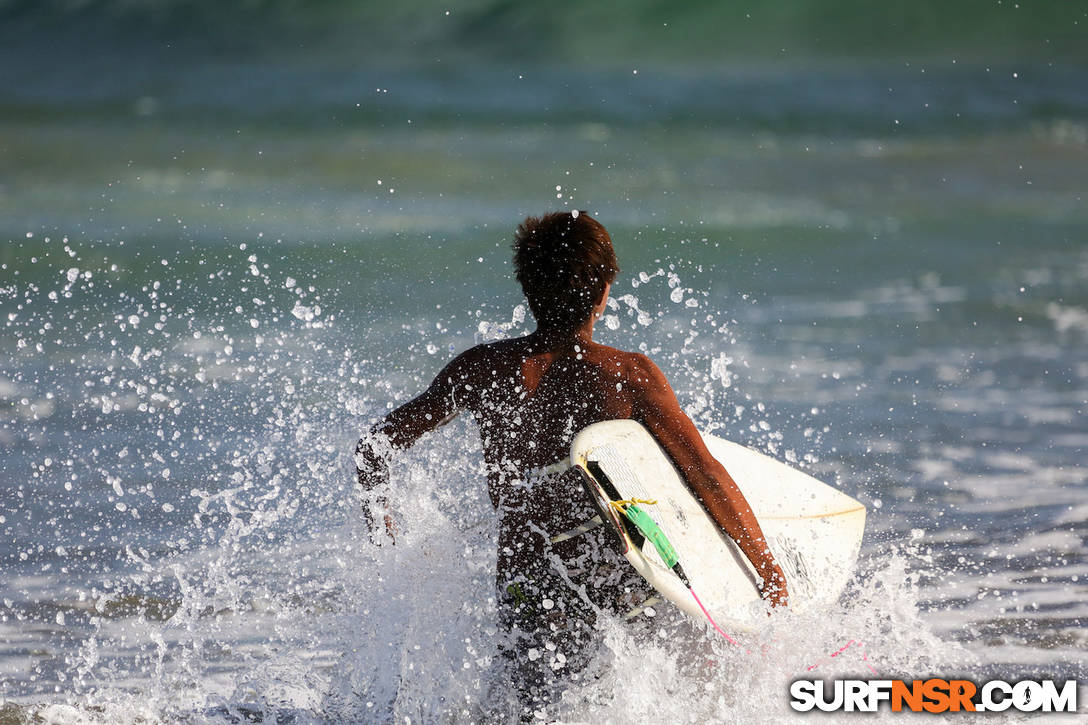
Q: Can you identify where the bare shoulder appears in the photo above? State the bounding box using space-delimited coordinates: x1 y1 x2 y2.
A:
590 346 666 386
599 349 677 416
466 337 530 366
437 339 523 384
627 351 667 383
439 342 498 380
581 344 669 395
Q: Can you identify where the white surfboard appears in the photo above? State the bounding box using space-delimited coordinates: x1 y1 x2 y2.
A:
570 419 865 633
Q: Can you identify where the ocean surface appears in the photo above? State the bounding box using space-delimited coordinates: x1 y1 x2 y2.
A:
1 2 1087 722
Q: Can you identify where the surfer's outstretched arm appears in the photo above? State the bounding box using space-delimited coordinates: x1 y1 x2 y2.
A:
628 354 789 607
354 350 475 542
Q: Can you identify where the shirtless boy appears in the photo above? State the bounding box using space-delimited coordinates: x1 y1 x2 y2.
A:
354 211 787 714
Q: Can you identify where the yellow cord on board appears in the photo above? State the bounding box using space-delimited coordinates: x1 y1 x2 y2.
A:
610 498 657 513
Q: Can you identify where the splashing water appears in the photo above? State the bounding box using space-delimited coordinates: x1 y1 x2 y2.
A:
0 235 1010 724
2 6 1087 711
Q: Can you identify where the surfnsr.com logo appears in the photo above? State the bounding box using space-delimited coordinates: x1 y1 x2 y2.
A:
790 679 1079 713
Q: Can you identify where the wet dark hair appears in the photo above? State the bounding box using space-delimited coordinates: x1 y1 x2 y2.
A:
513 211 619 330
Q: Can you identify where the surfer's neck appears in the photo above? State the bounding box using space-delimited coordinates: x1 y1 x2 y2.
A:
526 283 608 350
530 319 596 348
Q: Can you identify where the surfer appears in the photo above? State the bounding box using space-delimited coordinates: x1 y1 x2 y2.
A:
355 210 788 713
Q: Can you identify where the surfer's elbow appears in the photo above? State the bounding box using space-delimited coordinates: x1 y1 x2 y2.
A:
353 436 375 469
353 428 393 487
353 441 376 483
690 461 740 502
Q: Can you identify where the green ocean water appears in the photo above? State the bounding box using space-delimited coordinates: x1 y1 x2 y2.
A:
4 0 1087 63
1 3 1087 721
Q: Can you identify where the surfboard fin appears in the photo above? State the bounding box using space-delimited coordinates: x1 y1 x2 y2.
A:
548 515 604 544
624 594 662 619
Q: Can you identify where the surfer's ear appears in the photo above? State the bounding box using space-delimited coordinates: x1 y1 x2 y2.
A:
592 281 611 320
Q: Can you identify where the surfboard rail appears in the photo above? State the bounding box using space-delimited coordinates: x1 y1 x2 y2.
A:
570 419 866 633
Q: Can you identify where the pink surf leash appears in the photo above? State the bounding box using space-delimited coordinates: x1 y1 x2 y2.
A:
689 586 878 675
612 500 878 674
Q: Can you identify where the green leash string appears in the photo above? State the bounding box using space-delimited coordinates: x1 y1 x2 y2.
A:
610 499 690 586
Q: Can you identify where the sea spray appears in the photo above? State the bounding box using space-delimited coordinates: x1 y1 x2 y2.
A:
1 249 971 722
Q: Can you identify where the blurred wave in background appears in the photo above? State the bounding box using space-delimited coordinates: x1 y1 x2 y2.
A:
1 2 1086 721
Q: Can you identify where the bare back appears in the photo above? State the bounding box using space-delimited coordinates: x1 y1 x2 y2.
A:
359 330 788 611
462 338 635 490
441 336 647 592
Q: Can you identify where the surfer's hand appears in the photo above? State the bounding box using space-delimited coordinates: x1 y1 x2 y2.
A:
761 583 788 609
362 498 398 546
365 512 397 546
381 512 398 545
760 568 789 609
